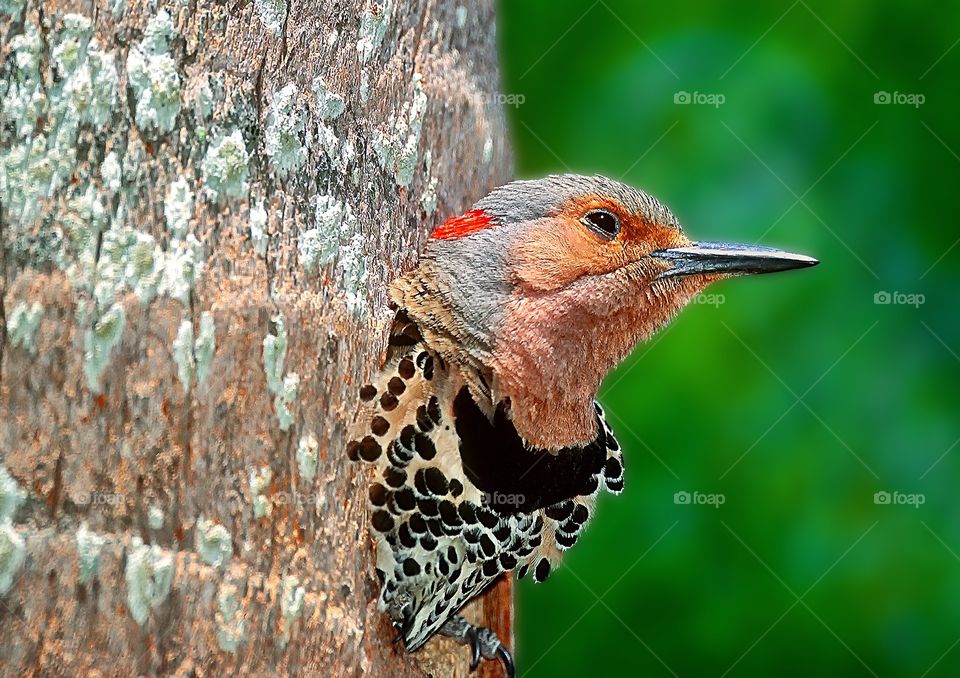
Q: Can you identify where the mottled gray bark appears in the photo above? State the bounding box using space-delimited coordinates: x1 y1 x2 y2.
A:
0 0 512 675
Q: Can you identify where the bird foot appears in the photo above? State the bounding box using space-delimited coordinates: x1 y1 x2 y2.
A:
438 614 515 678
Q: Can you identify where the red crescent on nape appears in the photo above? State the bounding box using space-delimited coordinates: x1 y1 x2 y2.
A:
429 209 496 240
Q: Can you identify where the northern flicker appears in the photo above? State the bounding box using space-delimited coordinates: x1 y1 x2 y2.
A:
350 174 817 676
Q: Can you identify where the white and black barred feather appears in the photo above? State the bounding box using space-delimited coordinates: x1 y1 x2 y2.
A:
350 312 625 651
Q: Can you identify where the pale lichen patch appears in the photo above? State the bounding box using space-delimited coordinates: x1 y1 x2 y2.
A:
195 518 232 569
101 151 122 193
147 505 165 530
0 523 25 596
0 466 26 523
0 135 72 228
262 312 288 394
314 121 340 159
216 581 246 652
300 195 356 271
62 187 108 260
52 14 93 74
249 467 272 518
359 71 370 105
82 208 202 344
10 25 42 78
196 75 215 119
126 9 181 135
254 0 286 35
296 229 324 272
3 27 44 139
76 523 107 584
195 312 216 386
338 230 369 317
300 194 366 314
370 73 427 186
61 37 119 127
421 176 439 215
172 311 216 391
158 234 204 305
262 313 299 431
273 373 299 431
279 574 306 645
341 137 357 178
6 301 42 354
396 75 428 186
1 17 118 229
357 2 393 63
0 0 26 16
92 224 159 306
281 575 305 621
202 130 250 201
83 303 126 393
313 77 345 120
249 200 269 256
173 319 196 390
124 537 174 625
264 84 306 176
296 432 319 482
164 176 194 238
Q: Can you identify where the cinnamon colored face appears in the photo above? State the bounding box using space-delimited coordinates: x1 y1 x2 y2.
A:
394 174 815 449
507 193 692 293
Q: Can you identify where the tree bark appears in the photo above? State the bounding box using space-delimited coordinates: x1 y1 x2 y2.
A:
0 0 512 675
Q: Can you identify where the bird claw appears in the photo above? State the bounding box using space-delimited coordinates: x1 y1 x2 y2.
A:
392 605 415 644
496 643 516 678
444 617 514 678
467 628 482 670
471 626 515 678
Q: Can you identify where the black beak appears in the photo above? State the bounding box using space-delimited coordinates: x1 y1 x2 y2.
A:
651 241 819 278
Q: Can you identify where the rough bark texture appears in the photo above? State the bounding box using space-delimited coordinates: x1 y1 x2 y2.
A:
0 0 513 675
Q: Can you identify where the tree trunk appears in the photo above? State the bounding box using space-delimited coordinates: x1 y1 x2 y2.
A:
0 0 513 675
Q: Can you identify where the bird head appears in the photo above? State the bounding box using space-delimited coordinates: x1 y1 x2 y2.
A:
392 174 817 450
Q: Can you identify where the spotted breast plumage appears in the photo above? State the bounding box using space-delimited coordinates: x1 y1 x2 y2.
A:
350 175 817 675
351 311 624 665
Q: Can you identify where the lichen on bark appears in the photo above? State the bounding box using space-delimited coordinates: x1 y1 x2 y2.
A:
1 0 513 675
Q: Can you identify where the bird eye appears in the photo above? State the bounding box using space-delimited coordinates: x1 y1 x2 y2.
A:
580 209 621 240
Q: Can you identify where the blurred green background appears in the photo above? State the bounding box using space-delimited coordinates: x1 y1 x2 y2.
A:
496 1 960 675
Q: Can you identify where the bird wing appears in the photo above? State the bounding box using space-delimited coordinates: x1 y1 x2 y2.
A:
351 313 625 651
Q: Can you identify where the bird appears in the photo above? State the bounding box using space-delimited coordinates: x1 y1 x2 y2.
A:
349 174 817 676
